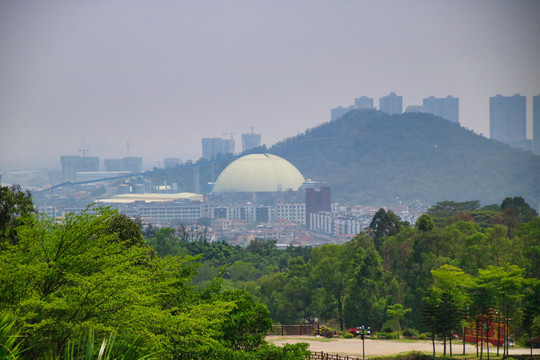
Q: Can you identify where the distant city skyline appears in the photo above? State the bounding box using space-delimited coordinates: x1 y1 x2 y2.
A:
1 1 539 170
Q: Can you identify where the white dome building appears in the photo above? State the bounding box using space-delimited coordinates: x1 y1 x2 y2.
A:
213 153 305 193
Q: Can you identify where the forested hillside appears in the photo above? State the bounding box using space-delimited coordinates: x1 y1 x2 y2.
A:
270 109 540 206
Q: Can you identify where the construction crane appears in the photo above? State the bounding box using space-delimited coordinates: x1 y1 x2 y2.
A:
222 132 239 140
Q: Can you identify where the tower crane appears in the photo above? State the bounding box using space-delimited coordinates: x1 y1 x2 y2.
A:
222 132 239 140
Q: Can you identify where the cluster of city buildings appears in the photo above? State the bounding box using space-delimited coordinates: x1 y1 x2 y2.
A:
332 93 540 154
15 92 540 247
331 93 459 124
202 129 261 160
60 155 143 182
36 153 430 246
55 128 262 186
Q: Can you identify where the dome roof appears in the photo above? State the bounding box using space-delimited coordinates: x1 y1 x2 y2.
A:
213 153 305 193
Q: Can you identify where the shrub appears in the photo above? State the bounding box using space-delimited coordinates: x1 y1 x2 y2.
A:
418 333 428 340
342 332 354 339
403 328 419 338
382 325 394 333
313 326 335 338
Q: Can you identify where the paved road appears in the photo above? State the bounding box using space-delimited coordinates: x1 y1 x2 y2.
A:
267 336 540 358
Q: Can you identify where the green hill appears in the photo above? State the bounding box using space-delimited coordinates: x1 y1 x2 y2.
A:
269 109 540 207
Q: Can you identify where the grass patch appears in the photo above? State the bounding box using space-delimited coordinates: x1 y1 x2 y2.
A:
267 336 337 343
394 338 420 343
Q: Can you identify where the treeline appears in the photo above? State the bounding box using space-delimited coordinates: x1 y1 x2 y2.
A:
143 197 540 350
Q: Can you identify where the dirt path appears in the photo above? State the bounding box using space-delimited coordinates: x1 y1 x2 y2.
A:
267 336 540 358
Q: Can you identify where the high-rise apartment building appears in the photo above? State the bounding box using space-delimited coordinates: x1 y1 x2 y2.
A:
379 92 403 115
305 186 331 229
104 157 142 172
330 105 356 120
331 96 374 120
241 133 261 152
222 139 235 155
534 94 540 155
490 94 527 149
202 138 235 159
354 96 374 109
423 96 459 124
202 138 223 159
61 155 100 182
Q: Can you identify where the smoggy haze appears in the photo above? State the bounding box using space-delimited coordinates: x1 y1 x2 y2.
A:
1 0 539 169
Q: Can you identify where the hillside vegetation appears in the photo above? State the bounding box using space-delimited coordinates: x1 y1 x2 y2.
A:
270 109 540 206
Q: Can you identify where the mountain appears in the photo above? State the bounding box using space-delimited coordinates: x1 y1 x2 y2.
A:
269 109 540 207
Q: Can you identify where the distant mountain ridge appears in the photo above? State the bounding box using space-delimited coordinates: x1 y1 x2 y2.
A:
269 109 540 207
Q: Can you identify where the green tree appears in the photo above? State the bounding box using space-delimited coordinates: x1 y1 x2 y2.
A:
429 265 470 356
386 304 411 338
310 244 353 331
368 208 402 250
481 265 525 357
103 212 148 248
422 288 442 356
0 206 297 359
458 232 491 275
218 290 272 351
0 185 34 246
484 225 516 266
343 234 387 331
468 267 501 360
415 214 435 232
148 227 184 257
501 196 538 223
246 238 277 256
514 217 540 278
427 200 480 218
226 260 261 282
521 278 540 344
256 257 314 325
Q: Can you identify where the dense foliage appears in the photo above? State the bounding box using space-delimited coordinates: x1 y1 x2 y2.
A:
0 186 310 359
270 109 540 206
142 200 540 351
3 184 540 358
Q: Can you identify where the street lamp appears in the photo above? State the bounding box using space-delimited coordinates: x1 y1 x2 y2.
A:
357 325 371 360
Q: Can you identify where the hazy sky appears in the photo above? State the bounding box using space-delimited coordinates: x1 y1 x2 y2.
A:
1 0 539 170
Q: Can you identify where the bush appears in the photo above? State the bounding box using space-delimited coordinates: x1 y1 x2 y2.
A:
375 332 398 339
371 351 439 360
342 332 354 339
382 325 394 333
403 328 419 338
313 326 335 338
418 333 428 340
